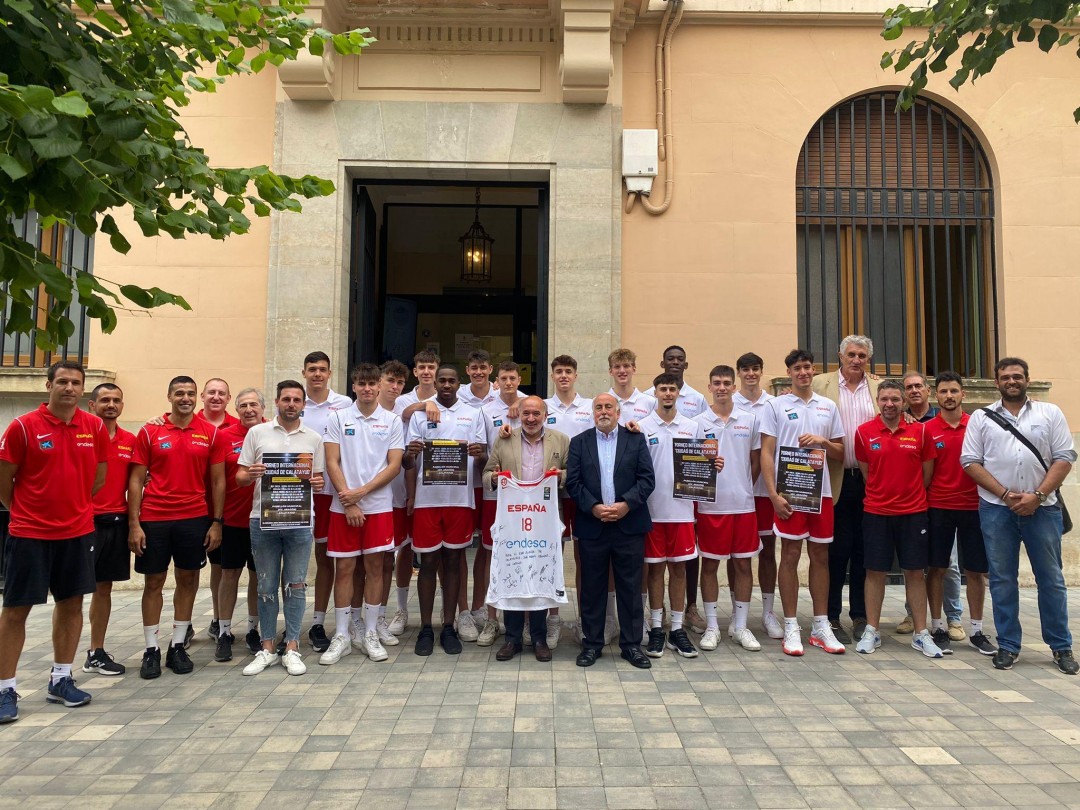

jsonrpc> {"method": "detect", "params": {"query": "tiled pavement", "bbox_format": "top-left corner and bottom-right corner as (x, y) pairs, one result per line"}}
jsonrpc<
(2, 581), (1080, 809)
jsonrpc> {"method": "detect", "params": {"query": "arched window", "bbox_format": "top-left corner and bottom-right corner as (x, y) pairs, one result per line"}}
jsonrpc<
(796, 91), (996, 377)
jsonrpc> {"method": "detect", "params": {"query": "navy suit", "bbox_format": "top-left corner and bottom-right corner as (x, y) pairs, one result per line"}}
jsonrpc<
(566, 427), (655, 651)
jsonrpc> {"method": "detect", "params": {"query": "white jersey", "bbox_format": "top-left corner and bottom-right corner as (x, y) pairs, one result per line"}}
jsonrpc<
(645, 382), (708, 419)
(458, 383), (498, 409)
(406, 400), (486, 509)
(733, 390), (775, 498)
(610, 387), (656, 426)
(695, 407), (760, 515)
(638, 411), (703, 523)
(480, 401), (522, 502)
(324, 404), (404, 516)
(391, 389), (435, 509)
(302, 389), (353, 495)
(544, 394), (594, 439)
(487, 472), (567, 611)
(759, 392), (845, 500)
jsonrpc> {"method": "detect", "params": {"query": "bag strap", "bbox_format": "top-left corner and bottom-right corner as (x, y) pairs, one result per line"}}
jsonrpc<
(980, 406), (1050, 472)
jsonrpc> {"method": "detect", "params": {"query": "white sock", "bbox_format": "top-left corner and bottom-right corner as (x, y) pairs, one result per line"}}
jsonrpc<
(50, 663), (72, 685)
(733, 601), (749, 632)
(784, 617), (800, 631)
(971, 620), (983, 634)
(379, 604), (387, 618)
(704, 601), (719, 631)
(396, 588), (409, 612)
(351, 609), (364, 633)
(762, 592), (775, 616)
(931, 618), (946, 632)
(812, 615), (829, 632)
(0, 678), (14, 691)
(335, 607), (351, 638)
(313, 610), (326, 627)
(220, 619), (232, 638)
(171, 621), (191, 647)
(247, 616), (258, 632)
(670, 610), (684, 631)
(607, 591), (617, 617)
(144, 625), (159, 649)
(365, 603), (379, 634)
(650, 608), (663, 629)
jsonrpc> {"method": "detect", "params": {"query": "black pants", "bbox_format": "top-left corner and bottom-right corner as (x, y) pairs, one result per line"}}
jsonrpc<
(579, 525), (644, 652)
(828, 469), (867, 622)
(504, 609), (547, 646)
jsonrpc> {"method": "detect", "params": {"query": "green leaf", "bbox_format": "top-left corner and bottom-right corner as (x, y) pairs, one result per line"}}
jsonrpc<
(309, 36), (324, 56)
(20, 85), (55, 109)
(119, 284), (154, 307)
(34, 261), (73, 302)
(1038, 24), (1059, 52)
(0, 155), (30, 180)
(51, 92), (92, 118)
(0, 92), (30, 118)
(28, 135), (81, 159)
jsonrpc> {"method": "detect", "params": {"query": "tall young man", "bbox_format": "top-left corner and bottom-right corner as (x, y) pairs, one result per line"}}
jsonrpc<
(733, 352), (783, 640)
(322, 363), (405, 665)
(458, 349), (497, 409)
(760, 350), (847, 657)
(84, 383), (135, 676)
(129, 376), (225, 678)
(639, 374), (700, 659)
(0, 362), (108, 723)
(696, 365), (763, 652)
(608, 348), (657, 426)
(301, 352), (353, 653)
(402, 365), (486, 656)
(854, 381), (943, 658)
(377, 361), (412, 634)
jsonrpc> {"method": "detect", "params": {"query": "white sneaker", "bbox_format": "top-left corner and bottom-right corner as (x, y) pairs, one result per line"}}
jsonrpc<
(319, 634), (352, 665)
(856, 626), (881, 654)
(472, 608), (488, 631)
(912, 629), (944, 659)
(762, 611), (784, 640)
(700, 628), (721, 651)
(783, 625), (804, 657)
(242, 649), (279, 675)
(603, 614), (619, 645)
(810, 624), (846, 654)
(546, 615), (561, 649)
(456, 610), (479, 642)
(731, 627), (762, 651)
(376, 616), (400, 647)
(280, 649), (307, 675)
(388, 609), (408, 636)
(477, 619), (499, 647)
(350, 623), (366, 650)
(363, 630), (389, 662)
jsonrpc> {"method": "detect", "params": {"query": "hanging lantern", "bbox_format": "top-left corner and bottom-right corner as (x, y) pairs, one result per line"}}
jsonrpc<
(459, 187), (494, 283)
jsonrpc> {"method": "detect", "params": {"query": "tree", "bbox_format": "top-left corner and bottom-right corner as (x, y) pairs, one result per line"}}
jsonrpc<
(0, 0), (371, 348)
(881, 1), (1080, 119)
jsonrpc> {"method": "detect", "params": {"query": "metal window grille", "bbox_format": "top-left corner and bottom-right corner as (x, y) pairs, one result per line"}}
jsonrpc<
(796, 92), (997, 377)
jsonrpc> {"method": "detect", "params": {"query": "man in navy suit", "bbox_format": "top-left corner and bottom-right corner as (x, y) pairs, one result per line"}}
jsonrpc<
(566, 393), (656, 668)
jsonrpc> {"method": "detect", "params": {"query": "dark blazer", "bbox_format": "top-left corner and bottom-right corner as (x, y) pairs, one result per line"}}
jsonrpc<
(566, 427), (655, 539)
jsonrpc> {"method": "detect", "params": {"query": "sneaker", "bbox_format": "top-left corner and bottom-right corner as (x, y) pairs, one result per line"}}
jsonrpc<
(139, 647), (162, 679)
(281, 649), (307, 675)
(456, 610), (479, 642)
(472, 608), (488, 632)
(243, 649), (279, 675)
(477, 618), (499, 647)
(245, 628), (262, 655)
(992, 648), (1018, 670)
(83, 648), (126, 676)
(684, 604), (707, 634)
(363, 630), (389, 662)
(45, 676), (91, 708)
(183, 624), (195, 649)
(214, 632), (235, 662)
(667, 628), (699, 658)
(166, 643), (194, 674)
(388, 609), (408, 636)
(810, 625), (846, 654)
(415, 625), (436, 656)
(546, 615), (561, 649)
(376, 616), (400, 647)
(440, 625), (463, 655)
(319, 634), (352, 665)
(730, 627), (761, 652)
(762, 612), (784, 640)
(969, 631), (997, 655)
(700, 628), (721, 651)
(911, 629), (944, 659)
(856, 626), (881, 654)
(931, 628), (954, 655)
(603, 613), (619, 645)
(308, 623), (330, 653)
(829, 620), (852, 645)
(645, 627), (666, 658)
(0, 687), (18, 723)
(783, 625), (804, 657)
(948, 620), (966, 641)
(896, 614), (915, 634)
(206, 619), (219, 640)
(350, 624), (366, 651)
(1053, 649), (1079, 675)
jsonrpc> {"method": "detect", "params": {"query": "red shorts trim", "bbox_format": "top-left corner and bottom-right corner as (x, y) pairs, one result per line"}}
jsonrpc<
(773, 500), (835, 544)
(697, 513), (762, 560)
(327, 511), (395, 557)
(393, 507), (411, 548)
(561, 498), (576, 539)
(754, 496), (775, 537)
(313, 494), (333, 542)
(644, 522), (697, 563)
(473, 487), (483, 531)
(412, 507), (475, 552)
(480, 498), (496, 550)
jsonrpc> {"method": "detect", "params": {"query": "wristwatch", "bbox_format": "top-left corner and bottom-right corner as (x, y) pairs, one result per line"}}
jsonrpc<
(211, 517), (224, 524)
(1035, 490), (1048, 504)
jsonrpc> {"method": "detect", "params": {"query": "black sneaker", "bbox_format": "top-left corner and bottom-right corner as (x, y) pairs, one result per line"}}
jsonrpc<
(276, 631), (287, 657)
(183, 624), (195, 650)
(992, 648), (1019, 670)
(969, 631), (997, 655)
(645, 627), (666, 658)
(829, 620), (852, 645)
(166, 643), (194, 674)
(140, 647), (162, 680)
(206, 619), (219, 640)
(1053, 649), (1079, 675)
(214, 633), (234, 662)
(245, 628), (261, 655)
(415, 625), (435, 656)
(932, 628), (953, 655)
(0, 687), (18, 723)
(666, 628), (699, 658)
(308, 624), (330, 653)
(440, 625), (462, 655)
(83, 648), (126, 676)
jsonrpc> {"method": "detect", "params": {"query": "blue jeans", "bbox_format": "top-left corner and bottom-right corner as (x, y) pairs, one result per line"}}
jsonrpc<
(944, 542), (962, 623)
(979, 502), (1072, 654)
(249, 520), (313, 644)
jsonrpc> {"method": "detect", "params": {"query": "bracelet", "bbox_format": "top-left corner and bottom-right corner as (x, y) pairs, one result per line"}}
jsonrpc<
(1002, 488), (1010, 500)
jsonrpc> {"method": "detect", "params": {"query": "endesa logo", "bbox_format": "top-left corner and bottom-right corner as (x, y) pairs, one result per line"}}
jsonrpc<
(507, 504), (547, 513)
(505, 539), (548, 549)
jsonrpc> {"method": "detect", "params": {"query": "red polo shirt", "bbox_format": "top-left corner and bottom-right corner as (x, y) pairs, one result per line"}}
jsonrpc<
(213, 421), (260, 528)
(199, 409), (239, 429)
(925, 413), (979, 511)
(0, 404), (109, 539)
(133, 415), (221, 521)
(854, 415), (935, 516)
(93, 426), (137, 516)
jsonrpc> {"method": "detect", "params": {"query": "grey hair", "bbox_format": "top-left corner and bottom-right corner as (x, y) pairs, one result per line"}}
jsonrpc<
(839, 335), (874, 357)
(901, 370), (927, 385)
(235, 387), (266, 408)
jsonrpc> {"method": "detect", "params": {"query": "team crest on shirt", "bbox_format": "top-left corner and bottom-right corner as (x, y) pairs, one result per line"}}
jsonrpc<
(547, 416), (557, 424)
(160, 441), (172, 450)
(427, 421), (438, 429)
(704, 432), (716, 439)
(935, 441), (945, 449)
(493, 419), (503, 427)
(345, 428), (355, 436)
(648, 437), (659, 445)
(543, 487), (551, 500)
(39, 439), (53, 450)
(870, 442), (881, 451)
(786, 411), (799, 420)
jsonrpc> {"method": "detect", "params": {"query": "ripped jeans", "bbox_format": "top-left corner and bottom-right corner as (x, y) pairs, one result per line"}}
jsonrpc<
(249, 519), (313, 644)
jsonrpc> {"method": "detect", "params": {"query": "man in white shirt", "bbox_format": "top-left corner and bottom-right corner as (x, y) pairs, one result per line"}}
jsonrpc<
(458, 350), (497, 409)
(377, 361), (412, 635)
(608, 348), (657, 426)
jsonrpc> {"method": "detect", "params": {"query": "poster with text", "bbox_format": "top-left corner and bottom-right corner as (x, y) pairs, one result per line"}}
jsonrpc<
(422, 439), (469, 486)
(672, 438), (718, 502)
(260, 452), (314, 529)
(776, 446), (826, 514)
